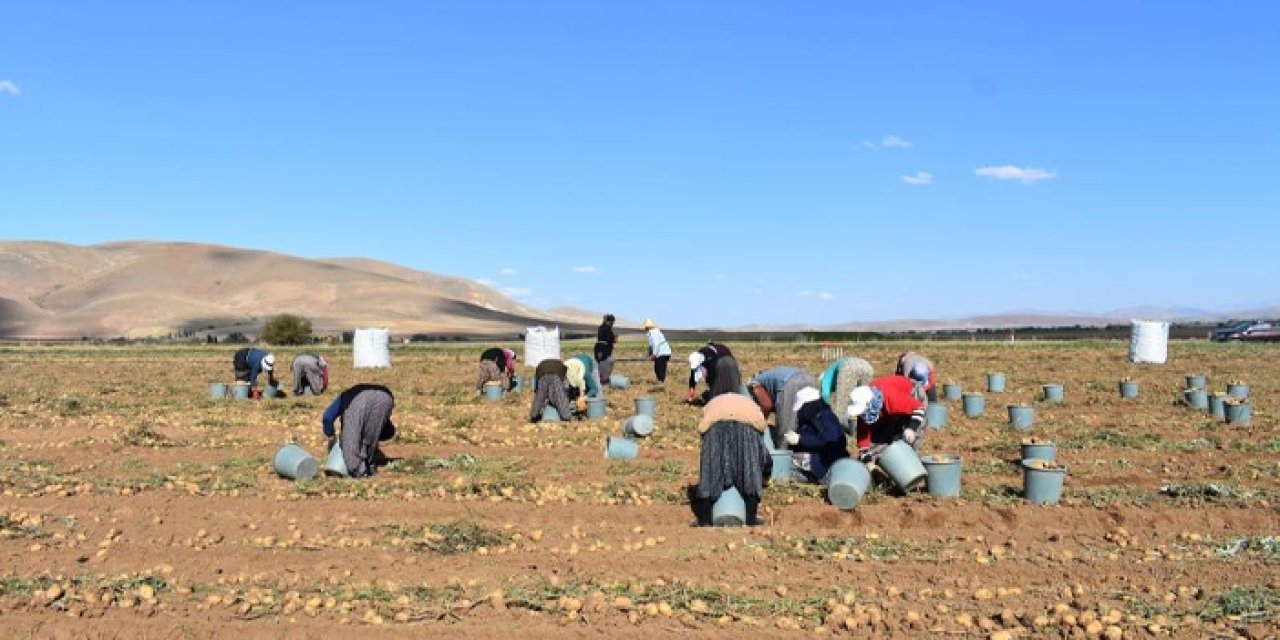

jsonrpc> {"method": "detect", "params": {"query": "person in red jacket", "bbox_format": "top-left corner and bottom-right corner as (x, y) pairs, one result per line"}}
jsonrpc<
(847, 375), (927, 461)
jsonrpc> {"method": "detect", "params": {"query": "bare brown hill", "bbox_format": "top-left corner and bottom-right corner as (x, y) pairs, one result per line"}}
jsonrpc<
(0, 241), (566, 339)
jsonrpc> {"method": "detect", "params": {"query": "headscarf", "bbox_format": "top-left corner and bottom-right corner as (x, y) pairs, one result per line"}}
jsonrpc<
(847, 385), (885, 424)
(565, 357), (587, 392)
(697, 393), (767, 434)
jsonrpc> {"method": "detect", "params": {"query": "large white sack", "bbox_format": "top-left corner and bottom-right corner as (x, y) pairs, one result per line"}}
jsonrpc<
(524, 326), (560, 368)
(1129, 320), (1169, 364)
(353, 328), (391, 368)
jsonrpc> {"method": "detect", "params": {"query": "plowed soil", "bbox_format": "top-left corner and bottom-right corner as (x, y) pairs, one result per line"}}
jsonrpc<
(1, 340), (1277, 639)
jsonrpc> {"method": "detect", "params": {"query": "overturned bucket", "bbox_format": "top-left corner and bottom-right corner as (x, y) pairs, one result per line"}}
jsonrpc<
(1042, 383), (1064, 403)
(210, 383), (228, 400)
(324, 443), (350, 477)
(962, 392), (985, 418)
(925, 403), (947, 430)
(942, 383), (962, 401)
(273, 444), (318, 481)
(711, 486), (746, 526)
(1022, 459), (1066, 505)
(1119, 380), (1139, 399)
(1008, 404), (1035, 430)
(826, 457), (873, 510)
(987, 372), (1007, 393)
(483, 382), (503, 401)
(586, 396), (607, 420)
(609, 374), (630, 390)
(634, 396), (657, 417)
(921, 454), (962, 498)
(878, 440), (928, 492)
(1020, 437), (1056, 461)
(604, 435), (639, 460)
(623, 414), (654, 438)
(232, 382), (251, 400)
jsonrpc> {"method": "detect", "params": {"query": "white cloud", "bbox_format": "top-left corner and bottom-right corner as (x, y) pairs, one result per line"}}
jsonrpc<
(880, 134), (912, 149)
(975, 165), (1057, 183)
(475, 278), (496, 287)
(499, 267), (518, 276)
(572, 265), (598, 273)
(500, 287), (532, 298)
(0, 81), (19, 96)
(860, 140), (878, 150)
(817, 292), (836, 301)
(798, 290), (836, 301)
(901, 171), (933, 186)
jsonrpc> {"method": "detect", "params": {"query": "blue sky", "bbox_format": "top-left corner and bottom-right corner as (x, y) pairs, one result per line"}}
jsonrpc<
(2, 2), (1278, 327)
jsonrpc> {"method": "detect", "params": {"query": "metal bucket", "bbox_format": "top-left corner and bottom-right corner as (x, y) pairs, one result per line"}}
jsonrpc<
(604, 435), (639, 460)
(942, 383), (962, 401)
(609, 374), (630, 390)
(1119, 380), (1139, 399)
(623, 414), (654, 438)
(542, 405), (562, 422)
(1227, 383), (1249, 399)
(232, 382), (251, 399)
(586, 397), (607, 420)
(210, 383), (228, 399)
(1008, 404), (1035, 430)
(1022, 459), (1066, 505)
(878, 440), (927, 492)
(920, 454), (962, 498)
(826, 458), (872, 510)
(962, 392), (985, 418)
(273, 444), (318, 480)
(262, 384), (281, 399)
(1224, 400), (1252, 425)
(711, 486), (746, 526)
(1184, 388), (1209, 411)
(1020, 439), (1056, 461)
(1185, 374), (1206, 391)
(324, 443), (350, 477)
(634, 396), (657, 417)
(925, 403), (947, 430)
(769, 451), (792, 483)
(987, 372), (1007, 393)
(1208, 392), (1227, 420)
(483, 383), (503, 401)
(1042, 383), (1064, 403)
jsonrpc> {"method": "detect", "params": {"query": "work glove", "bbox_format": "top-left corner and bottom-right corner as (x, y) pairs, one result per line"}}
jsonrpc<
(783, 432), (800, 446)
(858, 449), (874, 464)
(902, 428), (917, 445)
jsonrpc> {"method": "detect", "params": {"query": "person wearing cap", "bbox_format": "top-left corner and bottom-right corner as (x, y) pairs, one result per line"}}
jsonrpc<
(528, 358), (577, 423)
(477, 347), (518, 392)
(780, 386), (850, 484)
(232, 347), (278, 391)
(644, 319), (673, 383)
(894, 351), (937, 402)
(687, 342), (740, 403)
(691, 393), (773, 527)
(746, 366), (816, 450)
(594, 314), (618, 381)
(846, 375), (927, 461)
(819, 356), (876, 419)
(322, 383), (397, 478)
(291, 353), (330, 396)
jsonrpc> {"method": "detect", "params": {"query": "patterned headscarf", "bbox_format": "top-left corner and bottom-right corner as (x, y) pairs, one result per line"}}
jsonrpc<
(863, 387), (885, 424)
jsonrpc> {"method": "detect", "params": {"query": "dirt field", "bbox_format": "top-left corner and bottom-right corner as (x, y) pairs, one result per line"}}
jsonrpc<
(0, 340), (1277, 639)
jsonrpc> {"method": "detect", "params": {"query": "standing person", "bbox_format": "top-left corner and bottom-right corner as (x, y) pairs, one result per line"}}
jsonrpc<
(895, 351), (937, 402)
(529, 358), (576, 423)
(746, 366), (816, 450)
(594, 314), (618, 381)
(477, 347), (518, 392)
(291, 353), (330, 396)
(847, 375), (927, 461)
(568, 353), (603, 398)
(233, 347), (277, 390)
(691, 393), (773, 527)
(819, 357), (876, 420)
(644, 319), (672, 384)
(687, 342), (740, 403)
(781, 387), (851, 484)
(321, 384), (396, 478)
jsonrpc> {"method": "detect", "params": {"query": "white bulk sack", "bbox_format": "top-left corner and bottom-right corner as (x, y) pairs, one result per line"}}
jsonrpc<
(353, 328), (391, 368)
(1129, 320), (1169, 364)
(524, 326), (560, 368)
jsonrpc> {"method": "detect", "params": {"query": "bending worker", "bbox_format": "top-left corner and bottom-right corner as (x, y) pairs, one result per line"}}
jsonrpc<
(322, 383), (397, 478)
(895, 351), (937, 402)
(291, 353), (329, 396)
(847, 375), (927, 462)
(529, 358), (577, 423)
(746, 366), (815, 450)
(687, 342), (740, 403)
(233, 347), (277, 390)
(477, 347), (518, 392)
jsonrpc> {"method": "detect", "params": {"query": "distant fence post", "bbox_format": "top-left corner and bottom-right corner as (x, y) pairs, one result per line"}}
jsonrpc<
(820, 342), (845, 361)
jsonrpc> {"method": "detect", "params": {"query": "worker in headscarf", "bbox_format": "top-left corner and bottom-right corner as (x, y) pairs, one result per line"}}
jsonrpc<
(644, 319), (672, 383)
(529, 358), (577, 423)
(568, 353), (603, 398)
(847, 375), (927, 462)
(477, 347), (518, 392)
(291, 353), (330, 396)
(746, 366), (816, 450)
(321, 383), (396, 478)
(692, 393), (773, 527)
(819, 357), (875, 421)
(594, 314), (618, 381)
(687, 342), (740, 404)
(781, 387), (850, 484)
(233, 347), (277, 390)
(895, 351), (937, 402)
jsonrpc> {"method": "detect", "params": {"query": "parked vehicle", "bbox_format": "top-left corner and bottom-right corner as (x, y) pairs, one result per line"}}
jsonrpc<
(1211, 321), (1254, 342)
(1238, 321), (1280, 342)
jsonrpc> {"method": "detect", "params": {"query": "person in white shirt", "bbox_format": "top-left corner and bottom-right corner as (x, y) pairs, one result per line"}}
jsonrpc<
(644, 319), (672, 383)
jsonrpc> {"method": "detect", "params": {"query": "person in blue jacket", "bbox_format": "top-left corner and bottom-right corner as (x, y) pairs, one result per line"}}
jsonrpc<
(322, 384), (396, 478)
(233, 347), (277, 390)
(781, 386), (851, 484)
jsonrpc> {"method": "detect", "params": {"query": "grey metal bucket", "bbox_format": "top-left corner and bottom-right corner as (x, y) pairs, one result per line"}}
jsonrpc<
(878, 440), (927, 492)
(634, 396), (657, 417)
(1227, 383), (1249, 399)
(604, 436), (638, 460)
(1224, 400), (1252, 425)
(1184, 388), (1209, 410)
(1185, 374), (1206, 391)
(769, 451), (792, 482)
(942, 383), (962, 401)
(1208, 393), (1227, 420)
(586, 397), (607, 420)
(1020, 439), (1056, 461)
(925, 403), (947, 430)
(324, 443), (350, 477)
(711, 487), (746, 526)
(1119, 380), (1139, 399)
(232, 382), (251, 399)
(623, 414), (654, 438)
(262, 384), (281, 399)
(826, 458), (872, 510)
(542, 405), (562, 422)
(210, 383), (228, 399)
(483, 383), (503, 401)
(987, 372), (1007, 393)
(1042, 383), (1064, 403)
(1008, 404), (1035, 430)
(1022, 459), (1066, 505)
(273, 444), (318, 481)
(921, 454), (962, 498)
(609, 374), (630, 390)
(962, 393), (985, 418)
